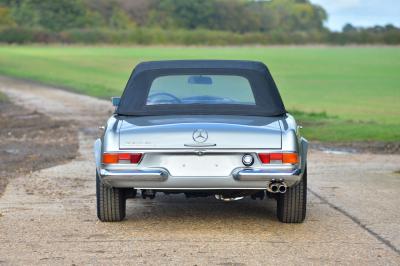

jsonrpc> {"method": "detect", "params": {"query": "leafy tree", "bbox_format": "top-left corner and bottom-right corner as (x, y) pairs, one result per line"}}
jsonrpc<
(149, 0), (216, 29)
(9, 0), (96, 31)
(109, 8), (135, 29)
(115, 0), (154, 26)
(343, 23), (357, 33)
(10, 0), (40, 28)
(0, 6), (15, 27)
(85, 0), (135, 29)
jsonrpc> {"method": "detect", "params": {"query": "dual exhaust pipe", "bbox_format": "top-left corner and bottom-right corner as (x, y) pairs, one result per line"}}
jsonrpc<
(268, 182), (287, 194)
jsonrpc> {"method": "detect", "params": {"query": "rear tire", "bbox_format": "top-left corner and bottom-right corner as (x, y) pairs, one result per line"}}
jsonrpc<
(96, 171), (126, 222)
(276, 166), (307, 223)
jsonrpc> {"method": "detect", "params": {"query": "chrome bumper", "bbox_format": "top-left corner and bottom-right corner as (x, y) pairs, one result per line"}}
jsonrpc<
(99, 166), (303, 189)
(233, 168), (302, 181)
(100, 169), (168, 181)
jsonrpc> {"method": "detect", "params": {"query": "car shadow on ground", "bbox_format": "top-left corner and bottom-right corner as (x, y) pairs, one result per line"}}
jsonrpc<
(123, 195), (279, 226)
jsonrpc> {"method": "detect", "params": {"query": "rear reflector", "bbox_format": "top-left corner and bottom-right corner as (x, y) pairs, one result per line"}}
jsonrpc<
(102, 153), (143, 164)
(258, 153), (298, 164)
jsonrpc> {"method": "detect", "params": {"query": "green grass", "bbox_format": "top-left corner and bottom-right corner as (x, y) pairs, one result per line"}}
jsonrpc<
(0, 45), (399, 142)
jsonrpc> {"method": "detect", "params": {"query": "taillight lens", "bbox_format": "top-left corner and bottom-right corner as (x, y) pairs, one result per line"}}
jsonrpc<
(102, 153), (118, 164)
(282, 153), (299, 164)
(129, 154), (143, 164)
(258, 153), (298, 164)
(258, 153), (271, 164)
(102, 153), (143, 164)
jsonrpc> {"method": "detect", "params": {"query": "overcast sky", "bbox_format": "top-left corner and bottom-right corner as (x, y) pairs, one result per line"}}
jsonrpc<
(310, 0), (400, 31)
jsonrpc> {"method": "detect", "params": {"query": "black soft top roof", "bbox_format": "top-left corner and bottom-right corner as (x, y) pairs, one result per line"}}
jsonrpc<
(117, 60), (286, 116)
(133, 60), (270, 73)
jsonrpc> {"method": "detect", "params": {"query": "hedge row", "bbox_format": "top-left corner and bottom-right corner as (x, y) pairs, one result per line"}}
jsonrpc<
(1, 27), (400, 45)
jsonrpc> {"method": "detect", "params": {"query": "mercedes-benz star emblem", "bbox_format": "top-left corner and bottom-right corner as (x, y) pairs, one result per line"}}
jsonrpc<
(192, 129), (208, 143)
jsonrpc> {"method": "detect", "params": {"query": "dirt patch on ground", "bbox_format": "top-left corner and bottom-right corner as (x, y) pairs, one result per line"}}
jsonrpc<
(0, 96), (79, 196)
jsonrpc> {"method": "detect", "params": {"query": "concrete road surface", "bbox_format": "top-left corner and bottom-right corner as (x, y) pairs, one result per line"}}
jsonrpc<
(0, 76), (399, 265)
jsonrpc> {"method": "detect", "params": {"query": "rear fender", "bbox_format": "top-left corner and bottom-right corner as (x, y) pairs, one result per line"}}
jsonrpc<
(94, 138), (102, 173)
(300, 137), (308, 173)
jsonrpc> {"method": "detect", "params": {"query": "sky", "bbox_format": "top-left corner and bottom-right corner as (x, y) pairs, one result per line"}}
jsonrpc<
(310, 0), (400, 31)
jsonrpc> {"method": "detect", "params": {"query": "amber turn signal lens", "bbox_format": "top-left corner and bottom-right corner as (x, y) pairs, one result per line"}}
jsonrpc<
(102, 153), (119, 164)
(258, 153), (299, 164)
(102, 153), (143, 164)
(282, 153), (299, 164)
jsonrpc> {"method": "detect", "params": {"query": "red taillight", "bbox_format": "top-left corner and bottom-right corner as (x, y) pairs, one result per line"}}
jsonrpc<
(102, 153), (143, 164)
(129, 153), (143, 164)
(258, 153), (271, 164)
(258, 153), (298, 164)
(270, 153), (283, 161)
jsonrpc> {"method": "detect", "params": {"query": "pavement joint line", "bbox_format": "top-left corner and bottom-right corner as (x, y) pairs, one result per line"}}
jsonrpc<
(308, 188), (400, 256)
(37, 239), (382, 244)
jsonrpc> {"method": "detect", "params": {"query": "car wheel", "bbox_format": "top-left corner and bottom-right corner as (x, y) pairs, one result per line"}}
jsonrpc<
(276, 166), (307, 223)
(96, 171), (126, 222)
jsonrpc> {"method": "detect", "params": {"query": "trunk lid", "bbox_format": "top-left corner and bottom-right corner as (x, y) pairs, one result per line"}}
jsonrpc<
(119, 115), (282, 149)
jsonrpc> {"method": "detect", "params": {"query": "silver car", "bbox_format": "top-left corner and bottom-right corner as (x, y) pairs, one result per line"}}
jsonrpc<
(94, 60), (308, 223)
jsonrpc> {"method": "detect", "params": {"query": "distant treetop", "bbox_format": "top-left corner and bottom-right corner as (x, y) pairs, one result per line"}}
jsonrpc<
(0, 0), (328, 33)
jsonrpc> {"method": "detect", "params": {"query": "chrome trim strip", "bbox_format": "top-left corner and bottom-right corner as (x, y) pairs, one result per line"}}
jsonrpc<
(100, 169), (168, 181)
(184, 143), (217, 147)
(116, 148), (288, 152)
(233, 168), (301, 181)
(135, 188), (273, 190)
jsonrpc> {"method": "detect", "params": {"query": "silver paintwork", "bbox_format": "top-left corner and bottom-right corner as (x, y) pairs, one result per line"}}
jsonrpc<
(94, 113), (308, 190)
(118, 116), (282, 149)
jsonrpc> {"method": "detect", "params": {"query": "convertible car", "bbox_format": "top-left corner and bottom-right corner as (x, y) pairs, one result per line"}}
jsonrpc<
(94, 60), (308, 223)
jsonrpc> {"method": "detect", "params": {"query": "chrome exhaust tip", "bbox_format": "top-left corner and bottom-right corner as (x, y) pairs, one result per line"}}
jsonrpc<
(278, 184), (287, 194)
(267, 183), (279, 193)
(267, 182), (287, 194)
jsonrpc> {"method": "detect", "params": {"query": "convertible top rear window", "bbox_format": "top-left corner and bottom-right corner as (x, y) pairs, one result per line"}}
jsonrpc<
(147, 75), (256, 106)
(117, 60), (286, 116)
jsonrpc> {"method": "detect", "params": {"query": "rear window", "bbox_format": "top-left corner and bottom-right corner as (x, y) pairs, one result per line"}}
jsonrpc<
(146, 75), (256, 105)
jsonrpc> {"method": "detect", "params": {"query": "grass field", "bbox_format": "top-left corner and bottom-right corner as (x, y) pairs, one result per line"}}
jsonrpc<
(0, 45), (399, 142)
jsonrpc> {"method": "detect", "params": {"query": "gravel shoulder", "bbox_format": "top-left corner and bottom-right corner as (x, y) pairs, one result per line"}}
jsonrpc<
(0, 95), (78, 196)
(0, 76), (399, 265)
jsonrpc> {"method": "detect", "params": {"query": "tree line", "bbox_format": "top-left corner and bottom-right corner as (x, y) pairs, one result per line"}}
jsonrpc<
(0, 0), (399, 44)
